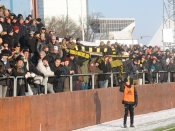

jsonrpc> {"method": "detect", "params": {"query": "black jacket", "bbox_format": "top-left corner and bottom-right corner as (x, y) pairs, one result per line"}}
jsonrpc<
(37, 22), (45, 32)
(25, 35), (37, 53)
(17, 22), (27, 38)
(48, 63), (70, 84)
(69, 59), (78, 81)
(98, 61), (111, 81)
(13, 32), (20, 45)
(2, 34), (14, 50)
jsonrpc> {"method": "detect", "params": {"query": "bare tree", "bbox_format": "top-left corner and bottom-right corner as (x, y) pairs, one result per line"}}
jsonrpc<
(44, 16), (82, 39)
(87, 12), (105, 42)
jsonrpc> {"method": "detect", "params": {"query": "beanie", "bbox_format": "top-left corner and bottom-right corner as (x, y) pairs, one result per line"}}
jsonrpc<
(36, 18), (41, 22)
(64, 57), (70, 62)
(13, 26), (19, 32)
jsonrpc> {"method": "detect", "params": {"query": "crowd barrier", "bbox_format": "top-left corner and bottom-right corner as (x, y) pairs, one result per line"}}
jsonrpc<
(2, 71), (173, 97)
(0, 83), (175, 131)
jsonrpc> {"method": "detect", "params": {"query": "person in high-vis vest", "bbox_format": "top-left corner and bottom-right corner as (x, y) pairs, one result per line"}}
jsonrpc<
(119, 76), (138, 128)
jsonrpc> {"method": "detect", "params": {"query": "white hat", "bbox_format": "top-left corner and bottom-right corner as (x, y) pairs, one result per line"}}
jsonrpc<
(166, 58), (170, 63)
(54, 46), (58, 50)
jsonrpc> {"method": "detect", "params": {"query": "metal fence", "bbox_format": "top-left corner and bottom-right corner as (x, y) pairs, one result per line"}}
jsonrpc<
(1, 71), (173, 97)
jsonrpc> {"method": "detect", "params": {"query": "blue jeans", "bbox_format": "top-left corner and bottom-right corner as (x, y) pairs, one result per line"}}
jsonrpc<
(98, 80), (108, 88)
(81, 83), (88, 90)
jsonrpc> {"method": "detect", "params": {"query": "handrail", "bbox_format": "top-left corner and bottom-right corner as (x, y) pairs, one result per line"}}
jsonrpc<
(1, 70), (174, 97)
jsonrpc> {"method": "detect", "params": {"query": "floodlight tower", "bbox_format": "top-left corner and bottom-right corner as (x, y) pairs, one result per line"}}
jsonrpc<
(163, 0), (175, 48)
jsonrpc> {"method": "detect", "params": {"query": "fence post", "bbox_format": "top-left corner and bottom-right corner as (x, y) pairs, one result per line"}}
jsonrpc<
(44, 77), (48, 94)
(13, 77), (16, 97)
(168, 72), (171, 82)
(92, 74), (95, 89)
(156, 72), (159, 83)
(70, 75), (73, 91)
(142, 72), (145, 84)
(111, 72), (113, 87)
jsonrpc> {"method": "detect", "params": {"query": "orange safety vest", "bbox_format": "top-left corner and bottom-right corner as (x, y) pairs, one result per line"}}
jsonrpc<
(122, 85), (135, 103)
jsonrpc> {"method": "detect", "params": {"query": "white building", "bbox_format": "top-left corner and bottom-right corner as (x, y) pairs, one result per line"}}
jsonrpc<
(38, 0), (88, 25)
(91, 18), (135, 40)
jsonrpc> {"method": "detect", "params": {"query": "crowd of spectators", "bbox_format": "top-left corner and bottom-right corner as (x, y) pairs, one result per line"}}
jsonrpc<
(0, 6), (175, 98)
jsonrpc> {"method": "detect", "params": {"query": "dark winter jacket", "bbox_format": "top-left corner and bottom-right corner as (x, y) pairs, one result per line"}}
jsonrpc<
(2, 34), (14, 50)
(69, 59), (78, 81)
(48, 63), (70, 84)
(16, 22), (27, 38)
(98, 61), (111, 81)
(13, 32), (20, 46)
(37, 22), (45, 32)
(24, 35), (37, 53)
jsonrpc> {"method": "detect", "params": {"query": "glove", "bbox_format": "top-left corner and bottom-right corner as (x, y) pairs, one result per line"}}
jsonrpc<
(136, 70), (139, 74)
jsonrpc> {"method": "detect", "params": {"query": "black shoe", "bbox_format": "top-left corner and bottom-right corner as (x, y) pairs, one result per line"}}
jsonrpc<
(124, 124), (127, 128)
(130, 124), (135, 127)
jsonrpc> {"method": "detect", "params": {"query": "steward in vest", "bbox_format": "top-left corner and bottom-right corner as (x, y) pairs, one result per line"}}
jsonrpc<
(119, 77), (138, 128)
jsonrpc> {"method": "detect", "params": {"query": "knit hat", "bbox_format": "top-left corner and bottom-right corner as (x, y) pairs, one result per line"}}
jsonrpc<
(51, 36), (56, 40)
(29, 30), (35, 34)
(42, 56), (49, 62)
(18, 14), (23, 18)
(16, 55), (24, 62)
(23, 48), (29, 53)
(39, 51), (46, 56)
(64, 57), (70, 62)
(36, 18), (41, 22)
(1, 49), (10, 56)
(7, 28), (13, 33)
(13, 26), (19, 32)
(13, 16), (17, 20)
(41, 27), (46, 30)
(25, 17), (29, 21)
(54, 46), (58, 50)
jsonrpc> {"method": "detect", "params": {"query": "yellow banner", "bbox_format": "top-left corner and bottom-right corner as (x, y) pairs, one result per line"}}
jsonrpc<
(69, 49), (90, 59)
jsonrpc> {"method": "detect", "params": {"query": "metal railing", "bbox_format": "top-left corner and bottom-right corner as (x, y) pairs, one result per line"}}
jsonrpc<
(1, 71), (174, 97)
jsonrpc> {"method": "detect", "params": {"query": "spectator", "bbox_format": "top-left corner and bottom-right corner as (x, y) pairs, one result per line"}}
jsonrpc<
(12, 55), (29, 96)
(2, 27), (14, 50)
(37, 55), (55, 93)
(28, 19), (38, 32)
(37, 33), (46, 54)
(64, 57), (71, 92)
(49, 58), (73, 92)
(48, 36), (60, 52)
(23, 49), (45, 94)
(17, 17), (27, 48)
(69, 54), (78, 90)
(96, 56), (111, 88)
(13, 26), (20, 46)
(36, 18), (44, 32)
(0, 50), (12, 97)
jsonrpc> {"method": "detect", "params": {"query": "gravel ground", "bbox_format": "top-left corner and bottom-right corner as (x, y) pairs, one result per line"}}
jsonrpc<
(73, 108), (175, 131)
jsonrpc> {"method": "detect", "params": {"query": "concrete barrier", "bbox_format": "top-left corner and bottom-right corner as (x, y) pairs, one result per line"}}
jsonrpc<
(0, 83), (175, 131)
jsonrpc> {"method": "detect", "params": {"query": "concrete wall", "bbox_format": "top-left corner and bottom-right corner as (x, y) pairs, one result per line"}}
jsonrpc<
(0, 83), (175, 131)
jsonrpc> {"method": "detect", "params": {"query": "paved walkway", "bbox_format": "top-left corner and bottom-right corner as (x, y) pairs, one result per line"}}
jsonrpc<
(74, 108), (175, 131)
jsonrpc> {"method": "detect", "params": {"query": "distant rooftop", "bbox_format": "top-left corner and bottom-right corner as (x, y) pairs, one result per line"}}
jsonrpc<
(97, 18), (135, 20)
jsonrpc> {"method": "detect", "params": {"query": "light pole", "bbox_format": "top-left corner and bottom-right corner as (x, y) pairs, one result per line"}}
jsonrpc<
(80, 0), (85, 41)
(66, 0), (69, 36)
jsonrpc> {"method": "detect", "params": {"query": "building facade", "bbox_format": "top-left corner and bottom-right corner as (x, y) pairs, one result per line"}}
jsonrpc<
(91, 18), (135, 40)
(38, 0), (88, 25)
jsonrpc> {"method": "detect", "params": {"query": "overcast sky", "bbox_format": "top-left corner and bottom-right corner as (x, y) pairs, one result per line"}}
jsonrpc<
(88, 0), (163, 45)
